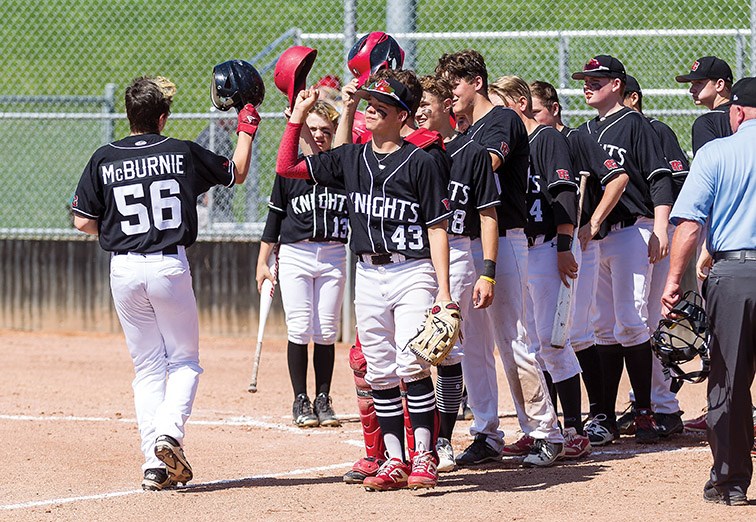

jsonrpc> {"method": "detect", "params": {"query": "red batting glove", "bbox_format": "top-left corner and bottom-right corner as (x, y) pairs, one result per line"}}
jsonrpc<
(237, 103), (260, 137)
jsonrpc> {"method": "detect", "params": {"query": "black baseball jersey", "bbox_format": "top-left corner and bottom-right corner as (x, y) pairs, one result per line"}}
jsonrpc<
(525, 125), (578, 238)
(561, 126), (626, 227)
(580, 107), (674, 224)
(262, 176), (349, 244)
(466, 106), (530, 234)
(445, 134), (501, 238)
(649, 118), (690, 199)
(305, 142), (452, 258)
(692, 102), (732, 156)
(72, 133), (234, 253)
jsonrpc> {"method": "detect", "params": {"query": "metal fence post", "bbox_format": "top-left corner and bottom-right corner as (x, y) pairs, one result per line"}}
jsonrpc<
(386, 0), (417, 69)
(102, 83), (116, 144)
(344, 0), (357, 82)
(736, 32), (745, 80)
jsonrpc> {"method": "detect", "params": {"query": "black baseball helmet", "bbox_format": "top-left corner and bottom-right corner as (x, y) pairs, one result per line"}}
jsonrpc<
(211, 59), (265, 111)
(652, 291), (710, 391)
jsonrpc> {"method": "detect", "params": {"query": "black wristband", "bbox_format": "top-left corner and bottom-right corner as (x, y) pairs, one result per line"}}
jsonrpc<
(556, 233), (572, 252)
(482, 259), (496, 279)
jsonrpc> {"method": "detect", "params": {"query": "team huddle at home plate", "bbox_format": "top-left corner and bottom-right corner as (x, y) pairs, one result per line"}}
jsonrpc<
(71, 30), (756, 500)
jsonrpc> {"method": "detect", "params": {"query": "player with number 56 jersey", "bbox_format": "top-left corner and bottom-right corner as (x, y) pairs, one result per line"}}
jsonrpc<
(71, 75), (260, 491)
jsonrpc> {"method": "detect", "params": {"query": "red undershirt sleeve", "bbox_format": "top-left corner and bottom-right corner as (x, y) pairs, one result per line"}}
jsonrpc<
(275, 122), (310, 179)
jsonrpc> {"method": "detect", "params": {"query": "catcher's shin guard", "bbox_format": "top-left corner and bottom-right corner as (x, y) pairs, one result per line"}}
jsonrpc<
(349, 339), (386, 462)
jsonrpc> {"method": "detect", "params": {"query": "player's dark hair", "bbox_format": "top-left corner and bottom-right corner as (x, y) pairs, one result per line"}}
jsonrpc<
(419, 75), (453, 102)
(623, 90), (643, 113)
(370, 68), (423, 116)
(530, 80), (562, 116)
(435, 50), (489, 92)
(125, 77), (173, 134)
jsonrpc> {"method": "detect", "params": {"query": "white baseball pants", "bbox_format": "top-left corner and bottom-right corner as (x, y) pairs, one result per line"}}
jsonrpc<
(110, 247), (202, 471)
(355, 258), (436, 390)
(462, 232), (562, 450)
(526, 240), (582, 383)
(277, 241), (347, 345)
(594, 218), (655, 347)
(570, 239), (600, 353)
(442, 235), (476, 366)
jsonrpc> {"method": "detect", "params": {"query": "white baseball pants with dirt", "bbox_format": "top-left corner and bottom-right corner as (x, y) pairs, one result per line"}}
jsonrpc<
(109, 247), (201, 471)
(441, 235), (476, 366)
(277, 241), (347, 345)
(355, 257), (436, 390)
(462, 232), (563, 452)
(526, 239), (582, 383)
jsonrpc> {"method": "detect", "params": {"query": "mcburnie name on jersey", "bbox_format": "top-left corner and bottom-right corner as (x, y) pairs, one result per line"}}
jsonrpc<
(350, 192), (420, 222)
(101, 153), (187, 185)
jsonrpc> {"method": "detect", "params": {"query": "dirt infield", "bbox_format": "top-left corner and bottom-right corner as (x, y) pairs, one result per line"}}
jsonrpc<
(1, 329), (753, 521)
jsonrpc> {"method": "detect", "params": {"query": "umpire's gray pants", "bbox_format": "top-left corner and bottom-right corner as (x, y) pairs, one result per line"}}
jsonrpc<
(706, 258), (756, 495)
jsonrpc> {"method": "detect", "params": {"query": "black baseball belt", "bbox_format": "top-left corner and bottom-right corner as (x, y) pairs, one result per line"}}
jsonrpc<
(713, 249), (756, 263)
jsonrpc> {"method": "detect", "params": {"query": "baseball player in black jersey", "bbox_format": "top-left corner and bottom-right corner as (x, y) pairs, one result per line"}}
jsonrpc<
(71, 76), (260, 490)
(529, 80), (629, 438)
(675, 56), (734, 156)
(416, 74), (501, 471)
(258, 101), (348, 429)
(675, 56), (735, 288)
(573, 55), (675, 445)
(276, 78), (452, 492)
(622, 75), (690, 436)
(489, 76), (588, 463)
(436, 50), (564, 466)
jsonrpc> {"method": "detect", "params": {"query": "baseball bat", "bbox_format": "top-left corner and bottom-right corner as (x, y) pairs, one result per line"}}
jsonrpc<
(551, 171), (590, 348)
(248, 251), (278, 393)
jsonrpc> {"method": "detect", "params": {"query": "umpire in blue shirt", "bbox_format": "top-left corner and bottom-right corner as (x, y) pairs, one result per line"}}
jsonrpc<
(662, 77), (756, 506)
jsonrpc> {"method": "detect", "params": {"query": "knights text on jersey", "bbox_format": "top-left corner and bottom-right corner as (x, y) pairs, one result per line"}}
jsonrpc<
(561, 126), (625, 227)
(466, 105), (529, 233)
(266, 176), (349, 244)
(580, 107), (673, 223)
(692, 102), (732, 155)
(72, 133), (234, 252)
(525, 125), (578, 238)
(305, 142), (452, 258)
(445, 134), (501, 238)
(649, 118), (690, 199)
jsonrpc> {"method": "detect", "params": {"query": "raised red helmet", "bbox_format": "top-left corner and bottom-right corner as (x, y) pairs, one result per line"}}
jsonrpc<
(274, 46), (318, 109)
(347, 32), (404, 87)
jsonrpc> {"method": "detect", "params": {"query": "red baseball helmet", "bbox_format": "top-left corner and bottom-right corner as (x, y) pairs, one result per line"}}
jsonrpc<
(347, 32), (404, 87)
(274, 46), (318, 109)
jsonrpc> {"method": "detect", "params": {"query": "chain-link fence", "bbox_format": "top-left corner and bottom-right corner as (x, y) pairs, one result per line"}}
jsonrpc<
(1, 0), (753, 238)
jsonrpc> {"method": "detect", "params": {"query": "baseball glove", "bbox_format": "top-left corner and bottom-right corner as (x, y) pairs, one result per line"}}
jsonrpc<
(407, 301), (462, 366)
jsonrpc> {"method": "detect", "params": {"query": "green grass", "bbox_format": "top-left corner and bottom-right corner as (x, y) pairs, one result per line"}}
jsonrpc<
(0, 1), (750, 228)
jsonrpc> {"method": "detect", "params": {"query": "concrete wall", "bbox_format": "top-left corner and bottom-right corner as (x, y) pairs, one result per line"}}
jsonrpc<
(0, 238), (288, 337)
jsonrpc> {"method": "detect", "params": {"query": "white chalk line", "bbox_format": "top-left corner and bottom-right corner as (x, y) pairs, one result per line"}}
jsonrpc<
(0, 462), (353, 512)
(0, 413), (344, 435)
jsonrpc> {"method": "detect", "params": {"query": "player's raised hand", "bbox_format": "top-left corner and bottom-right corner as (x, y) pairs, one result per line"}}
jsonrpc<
(557, 251), (579, 287)
(237, 103), (261, 137)
(342, 78), (360, 112)
(290, 88), (319, 124)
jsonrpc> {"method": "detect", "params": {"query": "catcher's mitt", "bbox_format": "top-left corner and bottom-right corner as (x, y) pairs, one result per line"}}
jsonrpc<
(407, 301), (462, 365)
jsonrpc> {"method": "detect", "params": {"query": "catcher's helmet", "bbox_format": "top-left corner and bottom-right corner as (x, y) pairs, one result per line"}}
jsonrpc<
(211, 59), (265, 111)
(274, 46), (318, 109)
(652, 291), (710, 390)
(347, 32), (405, 86)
